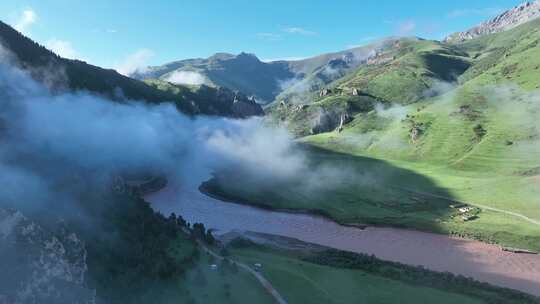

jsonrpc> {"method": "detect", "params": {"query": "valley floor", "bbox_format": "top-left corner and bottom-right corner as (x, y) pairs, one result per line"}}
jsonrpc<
(203, 144), (540, 252)
(223, 233), (539, 304)
(147, 175), (540, 297)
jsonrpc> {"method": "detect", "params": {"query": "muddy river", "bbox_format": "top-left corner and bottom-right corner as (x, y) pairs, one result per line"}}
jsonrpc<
(146, 180), (540, 296)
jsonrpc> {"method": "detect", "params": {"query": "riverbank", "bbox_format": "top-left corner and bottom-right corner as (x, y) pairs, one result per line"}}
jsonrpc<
(146, 182), (540, 296)
(224, 232), (539, 304)
(200, 176), (540, 252)
(200, 181), (366, 230)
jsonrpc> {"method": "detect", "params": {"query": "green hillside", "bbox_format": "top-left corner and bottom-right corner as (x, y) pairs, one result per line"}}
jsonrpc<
(207, 18), (540, 251)
(229, 241), (538, 304)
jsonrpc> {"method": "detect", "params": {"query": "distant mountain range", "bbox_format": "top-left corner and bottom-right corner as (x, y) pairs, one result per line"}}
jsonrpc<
(136, 52), (294, 102)
(138, 1), (540, 109)
(0, 21), (263, 118)
(136, 40), (398, 104)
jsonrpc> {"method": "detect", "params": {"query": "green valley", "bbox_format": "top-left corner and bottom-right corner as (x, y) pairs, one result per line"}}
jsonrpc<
(2, 1), (540, 303)
(205, 15), (540, 252)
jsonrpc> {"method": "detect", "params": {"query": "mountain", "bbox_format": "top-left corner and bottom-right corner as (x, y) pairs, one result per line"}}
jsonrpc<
(137, 42), (398, 104)
(445, 1), (540, 42)
(144, 79), (264, 117)
(0, 21), (262, 118)
(140, 2), (540, 108)
(138, 52), (295, 102)
(269, 37), (471, 135)
(204, 2), (540, 258)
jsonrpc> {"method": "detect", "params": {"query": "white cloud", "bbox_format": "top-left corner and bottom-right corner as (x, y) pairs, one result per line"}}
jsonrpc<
(166, 71), (206, 85)
(115, 49), (154, 76)
(448, 7), (503, 18)
(397, 20), (416, 36)
(283, 27), (317, 36)
(256, 33), (282, 41)
(45, 39), (79, 60)
(375, 103), (410, 120)
(261, 56), (309, 62)
(14, 9), (37, 34)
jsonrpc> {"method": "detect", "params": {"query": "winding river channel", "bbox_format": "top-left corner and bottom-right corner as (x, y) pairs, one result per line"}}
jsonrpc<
(146, 179), (540, 296)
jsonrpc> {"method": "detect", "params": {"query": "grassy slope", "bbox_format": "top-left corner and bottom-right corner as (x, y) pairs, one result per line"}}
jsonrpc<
(269, 38), (471, 136)
(230, 244), (538, 304)
(170, 253), (274, 304)
(208, 20), (540, 251)
(338, 39), (470, 104)
(302, 19), (540, 249)
(107, 246), (275, 304)
(234, 250), (481, 304)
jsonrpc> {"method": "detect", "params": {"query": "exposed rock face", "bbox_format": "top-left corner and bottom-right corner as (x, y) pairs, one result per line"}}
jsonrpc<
(319, 88), (332, 97)
(366, 53), (395, 65)
(231, 94), (265, 117)
(191, 85), (264, 118)
(0, 209), (95, 304)
(410, 127), (422, 143)
(327, 58), (349, 69)
(342, 52), (355, 64)
(310, 109), (351, 135)
(445, 1), (540, 42)
(337, 113), (352, 132)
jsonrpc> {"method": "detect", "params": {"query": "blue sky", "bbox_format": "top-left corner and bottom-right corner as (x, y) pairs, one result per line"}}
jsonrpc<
(1, 0), (524, 73)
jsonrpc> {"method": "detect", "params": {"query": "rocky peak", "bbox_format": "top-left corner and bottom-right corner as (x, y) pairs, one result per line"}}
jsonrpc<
(208, 52), (236, 61)
(234, 52), (261, 63)
(445, 1), (540, 42)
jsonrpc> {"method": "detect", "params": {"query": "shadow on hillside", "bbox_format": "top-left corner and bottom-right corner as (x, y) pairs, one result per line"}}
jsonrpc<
(202, 144), (459, 232)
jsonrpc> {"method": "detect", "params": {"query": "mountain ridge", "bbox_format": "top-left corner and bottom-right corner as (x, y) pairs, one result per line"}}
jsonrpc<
(141, 1), (540, 106)
(0, 21), (263, 118)
(445, 0), (540, 42)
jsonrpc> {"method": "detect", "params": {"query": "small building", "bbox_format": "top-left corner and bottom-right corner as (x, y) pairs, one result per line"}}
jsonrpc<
(210, 264), (218, 270)
(254, 263), (262, 271)
(458, 207), (473, 213)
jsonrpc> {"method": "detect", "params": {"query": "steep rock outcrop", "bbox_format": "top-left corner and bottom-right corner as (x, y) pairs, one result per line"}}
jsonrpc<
(445, 1), (540, 42)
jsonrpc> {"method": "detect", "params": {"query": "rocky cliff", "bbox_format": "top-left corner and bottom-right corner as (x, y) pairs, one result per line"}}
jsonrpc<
(445, 1), (540, 42)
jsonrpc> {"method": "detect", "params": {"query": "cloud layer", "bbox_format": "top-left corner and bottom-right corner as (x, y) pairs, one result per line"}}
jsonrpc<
(166, 70), (207, 85)
(115, 49), (154, 76)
